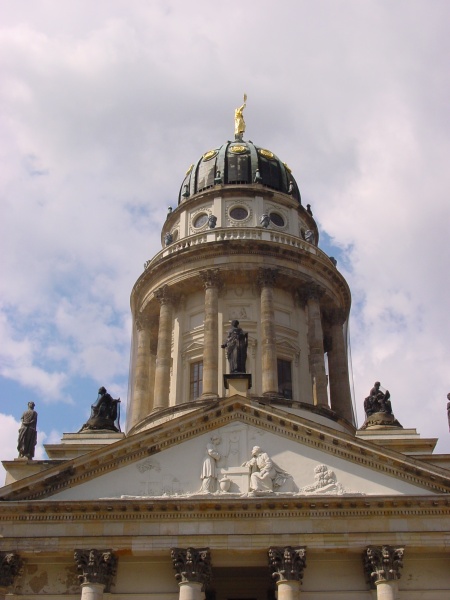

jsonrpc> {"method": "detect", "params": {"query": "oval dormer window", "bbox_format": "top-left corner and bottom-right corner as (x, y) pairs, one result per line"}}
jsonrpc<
(193, 213), (208, 228)
(270, 213), (285, 227)
(229, 206), (248, 221)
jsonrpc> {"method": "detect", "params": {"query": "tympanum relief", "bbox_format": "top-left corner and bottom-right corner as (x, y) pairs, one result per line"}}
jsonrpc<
(115, 425), (364, 499)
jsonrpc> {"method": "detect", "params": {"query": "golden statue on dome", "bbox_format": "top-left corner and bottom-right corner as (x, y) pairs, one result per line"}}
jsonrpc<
(234, 93), (247, 140)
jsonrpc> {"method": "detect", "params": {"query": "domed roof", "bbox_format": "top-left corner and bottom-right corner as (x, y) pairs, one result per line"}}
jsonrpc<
(178, 139), (301, 205)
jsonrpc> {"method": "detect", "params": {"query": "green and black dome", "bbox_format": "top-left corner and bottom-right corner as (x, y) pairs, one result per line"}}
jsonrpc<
(178, 139), (301, 205)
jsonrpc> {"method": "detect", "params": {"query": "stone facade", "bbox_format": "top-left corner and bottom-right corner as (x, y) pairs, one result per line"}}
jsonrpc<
(1, 121), (450, 599)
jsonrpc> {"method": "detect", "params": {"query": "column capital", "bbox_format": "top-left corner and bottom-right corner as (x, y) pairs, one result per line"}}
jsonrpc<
(268, 546), (307, 583)
(74, 549), (118, 592)
(199, 268), (223, 289)
(325, 307), (347, 326)
(297, 282), (325, 305)
(135, 312), (156, 331)
(363, 546), (404, 586)
(257, 267), (278, 288)
(0, 552), (22, 589)
(155, 285), (174, 305)
(171, 547), (212, 588)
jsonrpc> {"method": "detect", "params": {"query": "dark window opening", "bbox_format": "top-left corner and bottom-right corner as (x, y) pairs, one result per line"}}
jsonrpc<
(227, 154), (251, 184)
(269, 212), (285, 227)
(277, 359), (292, 399)
(259, 157), (282, 190)
(190, 361), (203, 400)
(229, 206), (249, 220)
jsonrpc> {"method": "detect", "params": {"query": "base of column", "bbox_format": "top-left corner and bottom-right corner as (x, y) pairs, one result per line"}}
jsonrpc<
(224, 373), (252, 397)
(200, 393), (219, 401)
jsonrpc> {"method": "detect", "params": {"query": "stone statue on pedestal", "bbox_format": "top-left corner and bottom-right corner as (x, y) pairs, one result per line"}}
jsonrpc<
(360, 381), (402, 430)
(17, 402), (38, 459)
(79, 387), (121, 432)
(221, 320), (248, 373)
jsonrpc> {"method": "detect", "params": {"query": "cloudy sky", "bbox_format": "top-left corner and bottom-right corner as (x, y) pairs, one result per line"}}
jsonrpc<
(1, 0), (449, 480)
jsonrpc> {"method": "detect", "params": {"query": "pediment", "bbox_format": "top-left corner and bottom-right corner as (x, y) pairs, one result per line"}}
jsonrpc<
(2, 397), (450, 502)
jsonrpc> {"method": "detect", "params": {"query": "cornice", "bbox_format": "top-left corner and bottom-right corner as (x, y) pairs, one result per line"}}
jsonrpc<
(132, 239), (351, 315)
(1, 398), (450, 502)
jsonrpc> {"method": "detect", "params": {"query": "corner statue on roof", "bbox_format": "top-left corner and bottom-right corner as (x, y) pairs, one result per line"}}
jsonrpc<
(79, 386), (121, 433)
(221, 320), (248, 373)
(360, 381), (402, 430)
(17, 402), (38, 459)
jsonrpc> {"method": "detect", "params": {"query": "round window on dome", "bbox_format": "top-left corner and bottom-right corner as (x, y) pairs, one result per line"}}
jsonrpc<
(229, 207), (249, 221)
(270, 213), (285, 227)
(193, 213), (208, 228)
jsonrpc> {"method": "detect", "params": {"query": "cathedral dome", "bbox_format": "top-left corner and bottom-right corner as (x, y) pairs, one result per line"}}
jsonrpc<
(178, 139), (301, 204)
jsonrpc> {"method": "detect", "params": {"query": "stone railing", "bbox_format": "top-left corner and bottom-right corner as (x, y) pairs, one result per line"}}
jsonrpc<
(144, 228), (333, 272)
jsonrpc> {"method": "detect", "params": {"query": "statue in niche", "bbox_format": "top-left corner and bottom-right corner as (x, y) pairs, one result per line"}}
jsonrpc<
(234, 93), (247, 140)
(208, 215), (217, 229)
(200, 435), (222, 493)
(364, 381), (392, 417)
(79, 387), (121, 432)
(242, 446), (291, 495)
(221, 320), (248, 373)
(17, 401), (38, 459)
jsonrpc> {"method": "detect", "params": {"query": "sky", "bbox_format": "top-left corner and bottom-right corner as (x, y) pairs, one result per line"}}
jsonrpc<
(1, 0), (449, 482)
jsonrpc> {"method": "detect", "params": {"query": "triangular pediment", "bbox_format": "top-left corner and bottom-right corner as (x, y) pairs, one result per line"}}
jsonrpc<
(2, 396), (450, 502)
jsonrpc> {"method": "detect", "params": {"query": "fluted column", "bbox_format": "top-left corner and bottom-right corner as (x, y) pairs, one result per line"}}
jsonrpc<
(154, 286), (174, 411)
(300, 284), (328, 407)
(327, 308), (354, 423)
(363, 546), (404, 600)
(258, 268), (278, 396)
(129, 313), (155, 429)
(74, 549), (117, 600)
(0, 552), (22, 598)
(171, 547), (211, 600)
(200, 269), (222, 399)
(269, 546), (307, 600)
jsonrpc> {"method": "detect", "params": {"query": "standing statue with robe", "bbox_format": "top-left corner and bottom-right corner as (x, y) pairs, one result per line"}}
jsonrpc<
(17, 402), (38, 459)
(221, 320), (248, 373)
(234, 94), (247, 140)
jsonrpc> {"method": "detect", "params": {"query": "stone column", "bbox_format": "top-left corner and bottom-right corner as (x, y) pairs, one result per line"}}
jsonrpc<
(299, 284), (328, 407)
(200, 269), (222, 399)
(0, 552), (22, 598)
(363, 546), (404, 600)
(129, 313), (155, 429)
(171, 547), (211, 600)
(326, 308), (354, 424)
(258, 268), (279, 396)
(268, 546), (307, 600)
(74, 549), (118, 600)
(154, 286), (174, 411)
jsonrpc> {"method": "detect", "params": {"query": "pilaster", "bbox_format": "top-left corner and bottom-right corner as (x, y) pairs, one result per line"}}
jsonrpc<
(326, 307), (354, 424)
(298, 283), (328, 407)
(258, 268), (279, 396)
(200, 269), (222, 399)
(130, 312), (156, 427)
(154, 285), (175, 411)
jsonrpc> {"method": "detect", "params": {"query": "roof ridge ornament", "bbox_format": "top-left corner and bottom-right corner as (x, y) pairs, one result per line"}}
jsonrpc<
(234, 93), (247, 140)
